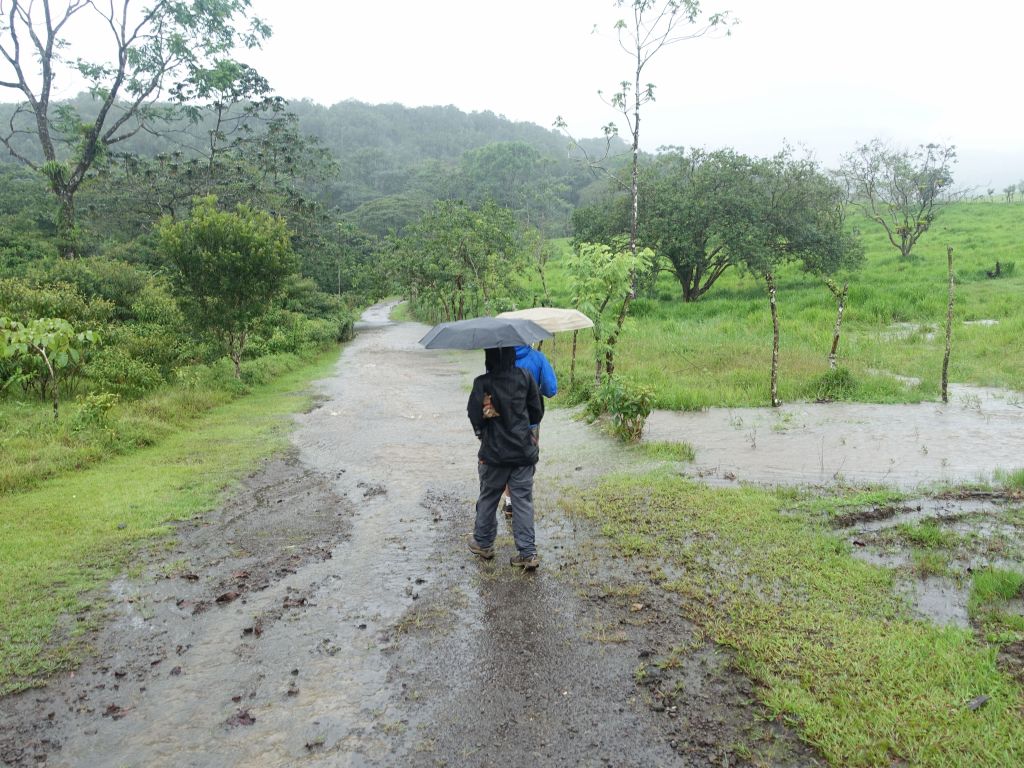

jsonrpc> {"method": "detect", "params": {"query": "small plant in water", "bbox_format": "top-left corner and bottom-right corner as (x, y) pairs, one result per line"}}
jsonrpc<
(959, 393), (982, 412)
(584, 376), (653, 443)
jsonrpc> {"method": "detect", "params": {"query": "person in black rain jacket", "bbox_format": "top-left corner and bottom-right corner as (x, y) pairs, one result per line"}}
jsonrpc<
(466, 346), (543, 569)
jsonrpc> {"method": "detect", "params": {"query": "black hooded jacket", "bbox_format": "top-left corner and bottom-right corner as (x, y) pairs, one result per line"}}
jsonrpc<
(467, 348), (543, 466)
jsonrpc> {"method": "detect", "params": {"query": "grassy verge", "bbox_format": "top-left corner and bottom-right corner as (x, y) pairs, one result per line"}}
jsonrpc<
(0, 353), (318, 496)
(567, 473), (1024, 766)
(0, 349), (338, 694)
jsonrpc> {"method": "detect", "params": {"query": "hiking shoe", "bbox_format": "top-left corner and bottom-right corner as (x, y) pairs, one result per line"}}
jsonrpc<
(468, 538), (495, 560)
(510, 553), (540, 570)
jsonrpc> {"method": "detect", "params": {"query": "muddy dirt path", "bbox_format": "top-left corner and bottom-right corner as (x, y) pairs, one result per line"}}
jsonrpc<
(1, 303), (820, 768)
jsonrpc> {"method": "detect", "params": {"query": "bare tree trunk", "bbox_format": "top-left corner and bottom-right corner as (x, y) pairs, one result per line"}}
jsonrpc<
(767, 272), (781, 408)
(941, 245), (955, 404)
(570, 329), (578, 388)
(56, 187), (77, 259)
(826, 279), (849, 370)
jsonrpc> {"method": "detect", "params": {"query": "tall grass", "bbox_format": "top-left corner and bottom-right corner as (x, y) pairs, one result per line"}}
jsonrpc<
(536, 203), (1024, 409)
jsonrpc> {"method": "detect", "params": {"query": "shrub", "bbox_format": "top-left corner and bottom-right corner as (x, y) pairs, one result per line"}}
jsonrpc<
(808, 366), (858, 402)
(337, 309), (355, 342)
(0, 278), (114, 325)
(585, 376), (653, 443)
(88, 347), (164, 399)
(31, 257), (150, 321)
(104, 322), (187, 379)
(72, 392), (120, 431)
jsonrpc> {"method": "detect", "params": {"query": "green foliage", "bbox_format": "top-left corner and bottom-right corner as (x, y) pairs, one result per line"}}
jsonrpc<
(993, 467), (1024, 491)
(158, 196), (297, 376)
(0, 0), (271, 255)
(0, 277), (114, 325)
(88, 347), (164, 399)
(391, 200), (528, 322)
(565, 240), (652, 381)
(29, 257), (150, 321)
(451, 142), (571, 235)
(584, 376), (653, 443)
(0, 317), (100, 417)
(807, 366), (858, 401)
(71, 392), (120, 431)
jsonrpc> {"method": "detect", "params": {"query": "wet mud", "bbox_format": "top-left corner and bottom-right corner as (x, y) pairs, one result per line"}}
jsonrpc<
(1, 302), (824, 767)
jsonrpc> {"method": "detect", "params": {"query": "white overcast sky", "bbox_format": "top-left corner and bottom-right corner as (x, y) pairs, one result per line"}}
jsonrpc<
(239, 0), (1021, 188)
(12, 0), (1021, 188)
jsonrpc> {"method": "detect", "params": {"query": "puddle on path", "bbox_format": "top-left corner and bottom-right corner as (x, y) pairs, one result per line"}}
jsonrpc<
(645, 384), (1024, 489)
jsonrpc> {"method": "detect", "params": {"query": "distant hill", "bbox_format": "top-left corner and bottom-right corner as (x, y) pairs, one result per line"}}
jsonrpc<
(0, 95), (626, 235)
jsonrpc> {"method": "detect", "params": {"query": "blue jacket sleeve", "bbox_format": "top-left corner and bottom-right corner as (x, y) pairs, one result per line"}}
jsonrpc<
(537, 352), (558, 398)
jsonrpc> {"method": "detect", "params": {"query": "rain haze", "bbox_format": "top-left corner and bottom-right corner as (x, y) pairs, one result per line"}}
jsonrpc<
(237, 0), (1023, 189)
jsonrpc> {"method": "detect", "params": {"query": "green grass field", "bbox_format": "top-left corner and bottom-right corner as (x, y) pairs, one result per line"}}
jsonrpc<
(0, 350), (338, 694)
(539, 202), (1024, 409)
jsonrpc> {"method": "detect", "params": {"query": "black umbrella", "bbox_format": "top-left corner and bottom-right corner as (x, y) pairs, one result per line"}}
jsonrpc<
(418, 316), (552, 349)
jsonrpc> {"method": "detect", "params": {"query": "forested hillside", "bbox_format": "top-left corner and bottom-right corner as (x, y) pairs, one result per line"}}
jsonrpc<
(0, 95), (620, 237)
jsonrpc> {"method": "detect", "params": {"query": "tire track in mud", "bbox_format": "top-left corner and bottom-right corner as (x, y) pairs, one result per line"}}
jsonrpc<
(1, 304), (821, 767)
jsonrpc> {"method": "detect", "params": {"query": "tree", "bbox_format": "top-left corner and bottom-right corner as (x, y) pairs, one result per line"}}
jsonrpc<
(733, 151), (861, 407)
(557, 0), (732, 376)
(565, 238), (652, 384)
(449, 142), (571, 235)
(0, 0), (270, 257)
(0, 316), (98, 419)
(1003, 184), (1016, 204)
(391, 201), (527, 322)
(158, 196), (295, 378)
(626, 147), (758, 301)
(838, 140), (957, 260)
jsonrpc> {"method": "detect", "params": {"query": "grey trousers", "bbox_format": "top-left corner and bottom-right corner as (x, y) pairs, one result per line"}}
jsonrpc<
(473, 463), (536, 557)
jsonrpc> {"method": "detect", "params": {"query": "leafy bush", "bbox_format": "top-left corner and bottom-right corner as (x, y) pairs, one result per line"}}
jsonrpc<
(88, 347), (164, 399)
(337, 309), (355, 342)
(30, 257), (150, 320)
(0, 278), (114, 325)
(809, 366), (858, 402)
(584, 376), (653, 443)
(72, 392), (120, 431)
(104, 322), (187, 379)
(561, 377), (594, 407)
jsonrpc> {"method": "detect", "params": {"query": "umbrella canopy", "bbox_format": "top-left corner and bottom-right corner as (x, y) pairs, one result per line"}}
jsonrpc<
(497, 307), (594, 333)
(418, 316), (553, 350)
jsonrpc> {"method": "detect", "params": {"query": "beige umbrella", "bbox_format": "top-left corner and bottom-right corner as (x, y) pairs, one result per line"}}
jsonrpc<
(497, 307), (593, 333)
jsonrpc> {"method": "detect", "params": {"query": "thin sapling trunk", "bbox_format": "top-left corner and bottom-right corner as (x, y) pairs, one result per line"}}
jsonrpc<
(941, 245), (955, 403)
(767, 272), (781, 407)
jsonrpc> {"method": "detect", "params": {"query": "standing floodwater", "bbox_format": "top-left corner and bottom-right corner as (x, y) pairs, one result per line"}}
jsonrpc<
(645, 384), (1024, 488)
